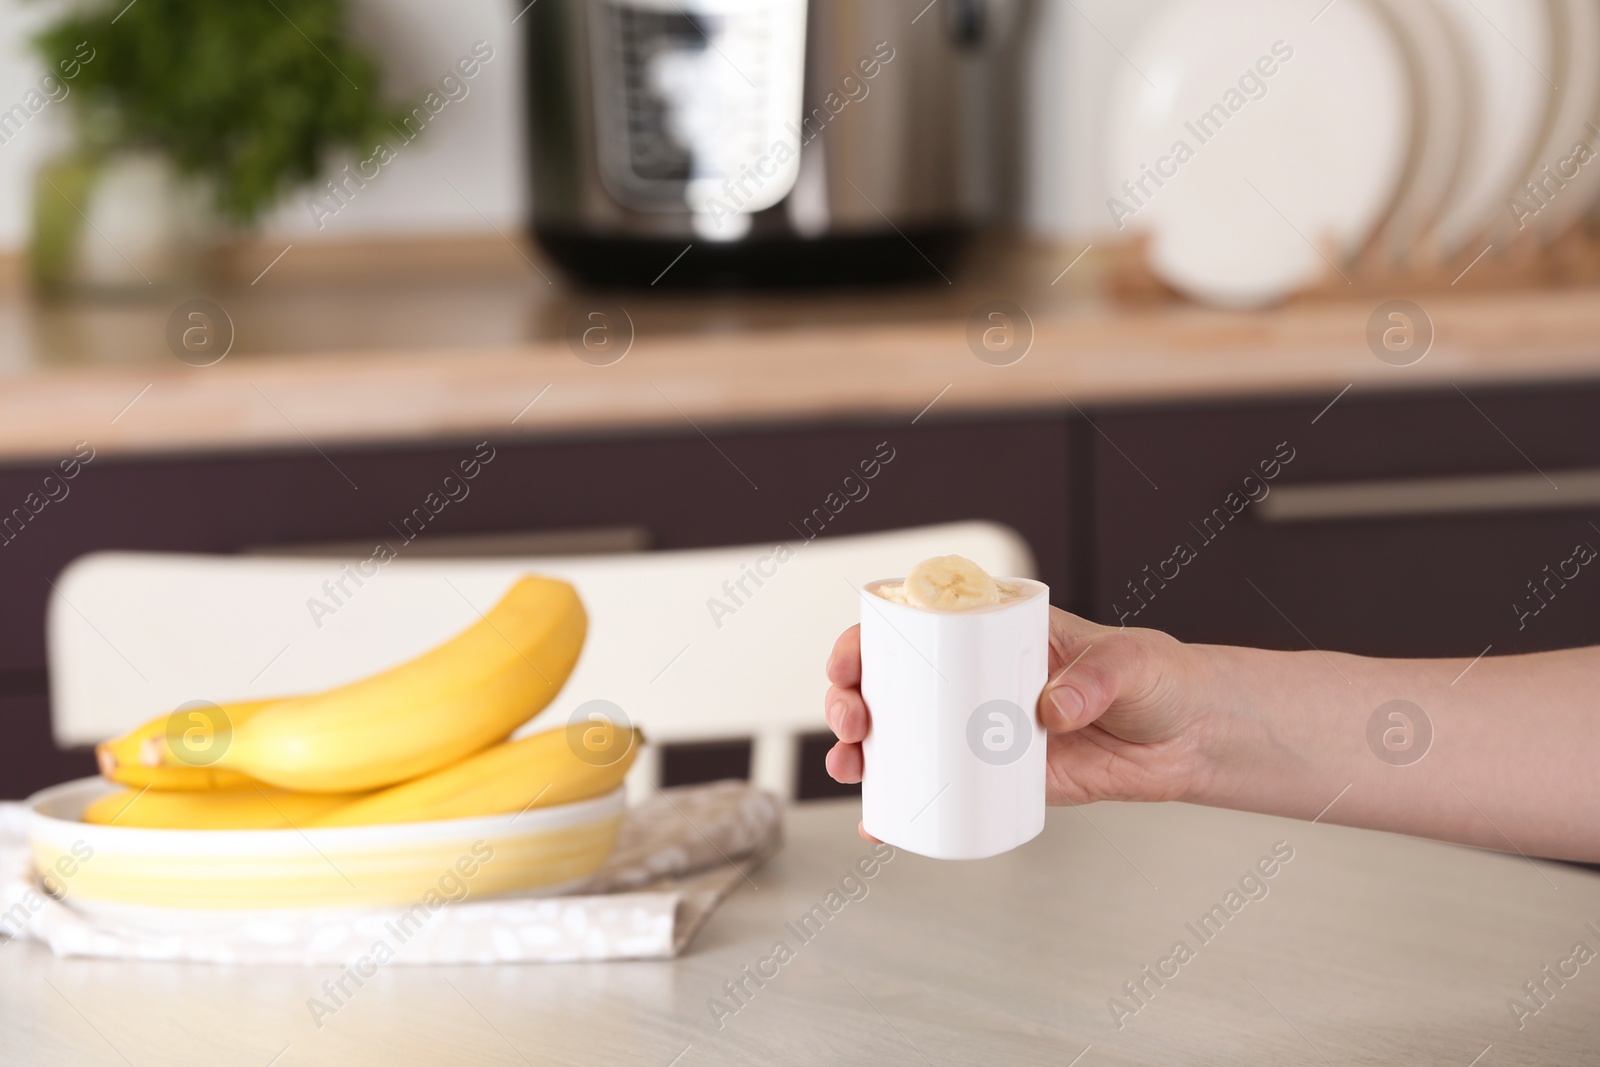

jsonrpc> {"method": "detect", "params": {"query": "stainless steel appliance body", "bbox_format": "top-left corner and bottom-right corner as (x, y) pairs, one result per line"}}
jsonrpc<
(525, 0), (1027, 286)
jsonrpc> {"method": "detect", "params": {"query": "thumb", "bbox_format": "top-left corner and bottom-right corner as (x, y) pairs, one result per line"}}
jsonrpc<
(1037, 614), (1133, 733)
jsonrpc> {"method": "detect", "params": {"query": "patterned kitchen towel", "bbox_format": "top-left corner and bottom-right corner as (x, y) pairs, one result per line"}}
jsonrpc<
(0, 779), (780, 965)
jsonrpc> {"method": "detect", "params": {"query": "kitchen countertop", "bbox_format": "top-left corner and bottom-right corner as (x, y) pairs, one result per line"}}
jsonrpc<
(3, 235), (1600, 463)
(3, 797), (1596, 1065)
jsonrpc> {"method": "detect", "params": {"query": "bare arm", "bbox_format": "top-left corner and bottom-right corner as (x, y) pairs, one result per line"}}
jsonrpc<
(825, 609), (1600, 863)
(1191, 641), (1600, 861)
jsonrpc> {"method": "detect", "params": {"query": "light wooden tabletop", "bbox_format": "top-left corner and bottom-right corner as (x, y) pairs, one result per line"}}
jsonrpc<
(3, 798), (1597, 1066)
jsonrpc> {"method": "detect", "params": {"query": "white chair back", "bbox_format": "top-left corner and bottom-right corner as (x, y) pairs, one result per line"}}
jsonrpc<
(47, 522), (1036, 801)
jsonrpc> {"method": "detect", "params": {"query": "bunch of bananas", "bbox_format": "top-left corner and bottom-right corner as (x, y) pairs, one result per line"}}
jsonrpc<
(85, 576), (640, 830)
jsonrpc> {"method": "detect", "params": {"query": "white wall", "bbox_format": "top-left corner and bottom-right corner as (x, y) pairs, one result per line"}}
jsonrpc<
(0, 0), (69, 251)
(1023, 0), (1165, 238)
(0, 0), (1162, 252)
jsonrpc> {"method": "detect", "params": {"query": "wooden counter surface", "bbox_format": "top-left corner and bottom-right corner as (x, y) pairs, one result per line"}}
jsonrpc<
(4, 798), (1596, 1065)
(2, 236), (1598, 463)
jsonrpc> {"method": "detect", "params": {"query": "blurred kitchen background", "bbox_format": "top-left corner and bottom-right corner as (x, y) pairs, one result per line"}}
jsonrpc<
(3, 0), (1599, 799)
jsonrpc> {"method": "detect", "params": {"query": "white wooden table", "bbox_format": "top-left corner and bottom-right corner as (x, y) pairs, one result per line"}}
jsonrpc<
(3, 799), (1597, 1066)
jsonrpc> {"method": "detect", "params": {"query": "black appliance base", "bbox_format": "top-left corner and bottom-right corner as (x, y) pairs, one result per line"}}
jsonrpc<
(533, 226), (970, 289)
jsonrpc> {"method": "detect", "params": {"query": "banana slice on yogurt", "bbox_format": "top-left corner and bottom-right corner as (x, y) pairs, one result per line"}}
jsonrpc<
(902, 554), (1002, 611)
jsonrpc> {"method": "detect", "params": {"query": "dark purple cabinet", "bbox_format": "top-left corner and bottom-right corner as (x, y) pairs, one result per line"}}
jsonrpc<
(0, 414), (1072, 798)
(1085, 382), (1600, 658)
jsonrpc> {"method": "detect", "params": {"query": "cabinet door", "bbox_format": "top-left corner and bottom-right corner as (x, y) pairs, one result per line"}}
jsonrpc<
(0, 690), (94, 799)
(1086, 384), (1600, 658)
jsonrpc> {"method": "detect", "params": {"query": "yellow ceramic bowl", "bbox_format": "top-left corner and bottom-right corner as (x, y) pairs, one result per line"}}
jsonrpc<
(27, 777), (626, 911)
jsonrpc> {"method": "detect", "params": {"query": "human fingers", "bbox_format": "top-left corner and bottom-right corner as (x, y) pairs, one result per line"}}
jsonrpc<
(825, 625), (862, 688)
(825, 685), (870, 744)
(825, 740), (863, 784)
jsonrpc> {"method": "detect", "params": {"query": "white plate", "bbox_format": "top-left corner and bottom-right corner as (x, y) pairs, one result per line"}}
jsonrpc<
(1512, 0), (1600, 243)
(1427, 0), (1555, 256)
(1105, 0), (1411, 307)
(1366, 0), (1475, 263)
(27, 777), (627, 910)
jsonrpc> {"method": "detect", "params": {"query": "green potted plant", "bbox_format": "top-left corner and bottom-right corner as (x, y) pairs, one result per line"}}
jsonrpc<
(29, 0), (413, 294)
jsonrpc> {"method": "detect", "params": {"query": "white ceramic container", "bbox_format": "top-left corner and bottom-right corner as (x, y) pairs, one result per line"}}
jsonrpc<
(858, 578), (1049, 860)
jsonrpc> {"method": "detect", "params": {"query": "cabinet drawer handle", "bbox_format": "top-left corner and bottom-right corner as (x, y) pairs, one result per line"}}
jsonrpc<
(1257, 469), (1600, 523)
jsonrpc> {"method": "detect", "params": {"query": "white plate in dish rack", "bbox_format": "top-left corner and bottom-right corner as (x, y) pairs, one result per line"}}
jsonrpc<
(1366, 0), (1475, 263)
(1105, 0), (1410, 307)
(1426, 0), (1555, 257)
(1514, 0), (1600, 244)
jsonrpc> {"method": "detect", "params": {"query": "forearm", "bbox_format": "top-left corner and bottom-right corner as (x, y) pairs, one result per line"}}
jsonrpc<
(1183, 642), (1600, 862)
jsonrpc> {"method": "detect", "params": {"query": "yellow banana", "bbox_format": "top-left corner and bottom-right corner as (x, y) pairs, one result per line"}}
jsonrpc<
(310, 723), (641, 828)
(83, 785), (358, 829)
(95, 700), (276, 791)
(216, 576), (588, 793)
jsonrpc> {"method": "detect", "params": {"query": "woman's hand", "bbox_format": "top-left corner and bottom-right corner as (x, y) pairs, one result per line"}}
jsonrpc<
(829, 605), (1600, 863)
(823, 608), (1223, 812)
